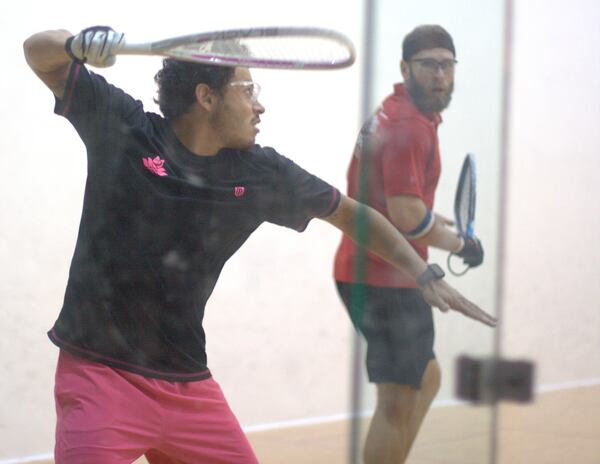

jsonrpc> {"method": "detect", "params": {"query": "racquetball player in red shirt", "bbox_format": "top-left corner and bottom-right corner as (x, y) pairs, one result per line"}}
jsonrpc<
(334, 25), (487, 464)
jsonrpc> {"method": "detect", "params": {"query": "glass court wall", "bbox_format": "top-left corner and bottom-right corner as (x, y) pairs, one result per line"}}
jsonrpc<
(348, 0), (507, 463)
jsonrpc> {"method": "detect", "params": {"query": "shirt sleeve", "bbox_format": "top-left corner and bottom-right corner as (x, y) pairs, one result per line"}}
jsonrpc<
(381, 120), (433, 199)
(264, 148), (341, 232)
(53, 63), (146, 154)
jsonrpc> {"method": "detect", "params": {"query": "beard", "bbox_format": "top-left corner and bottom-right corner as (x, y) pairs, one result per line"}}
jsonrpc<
(209, 101), (255, 150)
(406, 69), (454, 113)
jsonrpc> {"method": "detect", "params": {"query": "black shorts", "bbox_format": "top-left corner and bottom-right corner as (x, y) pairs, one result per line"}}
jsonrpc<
(336, 282), (435, 388)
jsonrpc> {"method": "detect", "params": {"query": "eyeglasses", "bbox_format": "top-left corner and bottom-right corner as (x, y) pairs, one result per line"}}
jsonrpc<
(410, 58), (457, 73)
(228, 80), (261, 103)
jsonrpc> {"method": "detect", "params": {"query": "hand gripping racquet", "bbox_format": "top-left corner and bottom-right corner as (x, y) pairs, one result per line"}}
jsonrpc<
(448, 153), (477, 276)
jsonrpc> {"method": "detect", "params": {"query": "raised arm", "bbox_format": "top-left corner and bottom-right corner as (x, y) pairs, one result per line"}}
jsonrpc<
(24, 26), (126, 98)
(23, 30), (73, 98)
(323, 194), (496, 327)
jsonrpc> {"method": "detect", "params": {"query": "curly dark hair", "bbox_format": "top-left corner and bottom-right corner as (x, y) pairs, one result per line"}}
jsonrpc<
(153, 59), (235, 119)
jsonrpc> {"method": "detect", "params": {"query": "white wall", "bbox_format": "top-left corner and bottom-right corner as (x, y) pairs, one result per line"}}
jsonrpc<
(502, 0), (600, 385)
(1, 2), (363, 460)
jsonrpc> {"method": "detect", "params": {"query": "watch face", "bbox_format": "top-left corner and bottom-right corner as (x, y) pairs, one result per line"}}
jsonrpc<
(417, 264), (445, 287)
(431, 264), (445, 279)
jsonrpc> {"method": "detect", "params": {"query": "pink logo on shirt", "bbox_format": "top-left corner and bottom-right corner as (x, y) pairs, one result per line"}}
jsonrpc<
(143, 156), (168, 177)
(234, 186), (245, 197)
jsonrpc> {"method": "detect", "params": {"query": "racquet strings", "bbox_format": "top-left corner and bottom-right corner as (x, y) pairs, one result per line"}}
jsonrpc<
(449, 156), (475, 276)
(457, 162), (474, 236)
(168, 35), (354, 68)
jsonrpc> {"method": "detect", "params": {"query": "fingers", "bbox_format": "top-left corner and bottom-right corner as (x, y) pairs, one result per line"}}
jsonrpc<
(421, 285), (450, 313)
(455, 298), (498, 327)
(457, 236), (484, 268)
(85, 29), (124, 67)
(423, 280), (497, 327)
(68, 26), (125, 68)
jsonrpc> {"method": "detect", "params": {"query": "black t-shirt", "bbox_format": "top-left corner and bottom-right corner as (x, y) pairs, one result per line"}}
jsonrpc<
(48, 63), (340, 381)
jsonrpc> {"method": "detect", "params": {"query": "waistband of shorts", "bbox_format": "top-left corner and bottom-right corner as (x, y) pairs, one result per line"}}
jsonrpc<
(49, 329), (212, 382)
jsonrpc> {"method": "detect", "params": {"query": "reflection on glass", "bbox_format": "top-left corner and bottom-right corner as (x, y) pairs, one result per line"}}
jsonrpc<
(344, 0), (506, 462)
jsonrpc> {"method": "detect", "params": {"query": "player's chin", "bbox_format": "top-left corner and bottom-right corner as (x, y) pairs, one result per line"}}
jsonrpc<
(436, 91), (452, 109)
(428, 94), (452, 112)
(233, 137), (256, 150)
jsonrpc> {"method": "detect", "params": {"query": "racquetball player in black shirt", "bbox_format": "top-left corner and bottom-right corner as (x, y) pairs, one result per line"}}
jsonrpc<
(24, 25), (496, 464)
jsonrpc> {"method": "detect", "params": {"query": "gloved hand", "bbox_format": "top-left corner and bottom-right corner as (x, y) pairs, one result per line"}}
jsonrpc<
(456, 235), (484, 268)
(65, 26), (125, 68)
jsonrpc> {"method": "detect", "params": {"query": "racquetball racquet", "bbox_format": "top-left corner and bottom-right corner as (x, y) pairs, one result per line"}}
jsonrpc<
(117, 27), (356, 70)
(448, 153), (477, 276)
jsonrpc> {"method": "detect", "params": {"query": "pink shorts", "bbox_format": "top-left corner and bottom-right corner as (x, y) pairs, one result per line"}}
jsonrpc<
(54, 350), (258, 464)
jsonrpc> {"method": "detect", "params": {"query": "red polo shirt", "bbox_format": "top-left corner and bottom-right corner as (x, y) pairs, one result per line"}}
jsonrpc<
(334, 83), (442, 288)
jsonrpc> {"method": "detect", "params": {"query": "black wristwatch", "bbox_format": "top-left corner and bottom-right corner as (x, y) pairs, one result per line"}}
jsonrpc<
(416, 264), (445, 287)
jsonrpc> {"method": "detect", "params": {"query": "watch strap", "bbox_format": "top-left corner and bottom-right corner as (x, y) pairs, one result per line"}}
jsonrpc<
(416, 264), (445, 287)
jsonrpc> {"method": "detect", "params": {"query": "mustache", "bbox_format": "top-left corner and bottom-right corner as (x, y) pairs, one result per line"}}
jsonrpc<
(406, 66), (454, 112)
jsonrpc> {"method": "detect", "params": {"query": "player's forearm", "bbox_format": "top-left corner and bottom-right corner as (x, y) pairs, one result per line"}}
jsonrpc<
(414, 219), (463, 252)
(385, 196), (462, 252)
(23, 30), (72, 73)
(324, 196), (427, 279)
(362, 206), (429, 278)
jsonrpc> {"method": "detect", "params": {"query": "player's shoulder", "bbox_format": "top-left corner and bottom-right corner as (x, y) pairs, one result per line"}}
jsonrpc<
(229, 145), (280, 172)
(87, 67), (144, 106)
(377, 111), (435, 153)
(381, 95), (421, 123)
(378, 103), (435, 150)
(379, 85), (434, 126)
(378, 105), (432, 139)
(244, 144), (305, 173)
(245, 144), (284, 163)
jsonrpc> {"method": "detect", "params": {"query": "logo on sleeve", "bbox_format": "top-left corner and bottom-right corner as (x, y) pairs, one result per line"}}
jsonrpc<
(142, 156), (168, 177)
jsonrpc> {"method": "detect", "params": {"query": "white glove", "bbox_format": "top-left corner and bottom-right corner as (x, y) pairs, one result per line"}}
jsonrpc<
(65, 26), (125, 68)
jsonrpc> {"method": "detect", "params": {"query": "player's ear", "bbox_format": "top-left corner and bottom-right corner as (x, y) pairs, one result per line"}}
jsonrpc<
(400, 60), (409, 80)
(195, 83), (215, 111)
